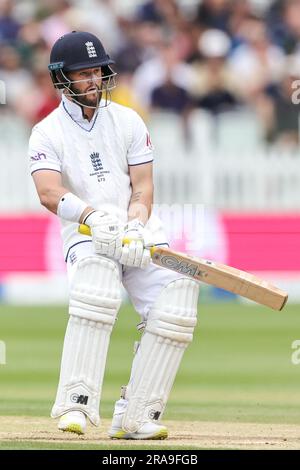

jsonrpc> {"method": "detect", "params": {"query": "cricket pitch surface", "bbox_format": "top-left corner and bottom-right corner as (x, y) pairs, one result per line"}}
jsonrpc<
(1, 417), (300, 449)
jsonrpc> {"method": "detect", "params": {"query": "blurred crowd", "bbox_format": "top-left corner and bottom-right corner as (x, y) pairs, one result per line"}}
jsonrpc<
(1, 0), (300, 147)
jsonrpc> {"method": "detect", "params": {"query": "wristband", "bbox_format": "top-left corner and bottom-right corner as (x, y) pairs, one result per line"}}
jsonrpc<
(82, 210), (107, 226)
(125, 219), (144, 232)
(57, 192), (88, 222)
(82, 210), (97, 225)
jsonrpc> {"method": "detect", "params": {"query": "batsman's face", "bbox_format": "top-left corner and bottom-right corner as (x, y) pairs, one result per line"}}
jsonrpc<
(68, 67), (103, 107)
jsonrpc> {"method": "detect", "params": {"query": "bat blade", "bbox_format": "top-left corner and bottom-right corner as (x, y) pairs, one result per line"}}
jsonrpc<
(78, 224), (288, 311)
(151, 247), (288, 311)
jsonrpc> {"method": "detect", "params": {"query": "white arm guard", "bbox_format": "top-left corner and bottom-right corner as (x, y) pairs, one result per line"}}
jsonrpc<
(57, 192), (88, 222)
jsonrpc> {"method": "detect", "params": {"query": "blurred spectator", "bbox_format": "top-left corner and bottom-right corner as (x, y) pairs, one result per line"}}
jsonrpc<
(16, 65), (60, 124)
(227, 0), (253, 48)
(111, 72), (148, 120)
(114, 21), (163, 73)
(0, 44), (33, 106)
(0, 0), (299, 155)
(136, 0), (185, 29)
(40, 0), (84, 49)
(190, 29), (239, 114)
(151, 72), (193, 115)
(229, 17), (285, 100)
(174, 22), (202, 64)
(32, 69), (61, 123)
(0, 0), (20, 43)
(132, 37), (196, 108)
(17, 20), (48, 66)
(268, 0), (300, 54)
(266, 55), (300, 148)
(78, 0), (123, 55)
(195, 0), (232, 33)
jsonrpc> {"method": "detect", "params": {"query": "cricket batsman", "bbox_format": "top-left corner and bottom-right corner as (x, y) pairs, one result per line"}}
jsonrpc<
(29, 31), (199, 440)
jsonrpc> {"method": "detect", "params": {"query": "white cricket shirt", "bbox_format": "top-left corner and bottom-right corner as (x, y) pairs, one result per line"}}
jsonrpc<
(28, 95), (164, 259)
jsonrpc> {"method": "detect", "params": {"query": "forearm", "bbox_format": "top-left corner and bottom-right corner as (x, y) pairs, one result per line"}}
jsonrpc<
(127, 185), (153, 225)
(39, 186), (69, 214)
(39, 187), (93, 223)
(32, 171), (94, 223)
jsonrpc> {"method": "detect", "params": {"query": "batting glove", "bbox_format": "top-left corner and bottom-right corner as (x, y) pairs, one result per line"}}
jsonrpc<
(119, 219), (152, 269)
(83, 210), (122, 260)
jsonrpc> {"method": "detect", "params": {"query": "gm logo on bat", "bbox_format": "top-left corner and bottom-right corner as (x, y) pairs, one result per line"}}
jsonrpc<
(156, 254), (207, 278)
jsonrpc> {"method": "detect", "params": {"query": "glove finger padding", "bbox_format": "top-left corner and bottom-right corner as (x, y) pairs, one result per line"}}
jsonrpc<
(118, 219), (154, 269)
(119, 243), (130, 265)
(127, 241), (138, 267)
(134, 240), (144, 267)
(91, 221), (123, 259)
(128, 240), (144, 267)
(141, 248), (151, 269)
(106, 237), (122, 259)
(119, 242), (151, 269)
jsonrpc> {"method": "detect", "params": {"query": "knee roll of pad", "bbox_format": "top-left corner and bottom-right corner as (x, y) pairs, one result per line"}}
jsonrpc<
(69, 256), (122, 324)
(146, 277), (199, 344)
(146, 313), (197, 345)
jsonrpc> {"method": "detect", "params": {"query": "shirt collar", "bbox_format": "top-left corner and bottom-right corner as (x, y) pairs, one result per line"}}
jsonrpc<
(61, 94), (98, 129)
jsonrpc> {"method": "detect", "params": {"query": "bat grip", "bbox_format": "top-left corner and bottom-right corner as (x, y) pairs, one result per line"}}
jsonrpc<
(78, 224), (157, 256)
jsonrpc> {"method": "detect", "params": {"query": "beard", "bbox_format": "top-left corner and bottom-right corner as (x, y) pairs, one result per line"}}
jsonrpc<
(70, 83), (102, 108)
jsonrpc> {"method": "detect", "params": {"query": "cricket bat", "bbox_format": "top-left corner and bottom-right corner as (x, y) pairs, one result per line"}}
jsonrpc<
(78, 224), (288, 311)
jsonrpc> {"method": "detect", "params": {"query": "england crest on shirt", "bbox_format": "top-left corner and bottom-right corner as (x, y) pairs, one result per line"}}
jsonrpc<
(89, 152), (109, 182)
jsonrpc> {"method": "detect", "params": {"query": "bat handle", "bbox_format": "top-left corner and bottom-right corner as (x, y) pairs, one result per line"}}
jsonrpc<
(78, 223), (92, 236)
(78, 224), (157, 256)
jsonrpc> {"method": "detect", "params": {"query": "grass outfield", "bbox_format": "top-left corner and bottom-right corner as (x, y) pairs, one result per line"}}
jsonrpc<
(0, 301), (300, 449)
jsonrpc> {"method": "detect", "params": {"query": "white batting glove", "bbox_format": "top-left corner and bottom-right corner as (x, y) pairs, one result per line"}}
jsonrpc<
(84, 210), (122, 260)
(119, 219), (152, 269)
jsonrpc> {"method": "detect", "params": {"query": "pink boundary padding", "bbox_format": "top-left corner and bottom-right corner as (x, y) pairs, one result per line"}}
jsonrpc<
(0, 213), (299, 275)
(223, 213), (300, 272)
(0, 214), (50, 275)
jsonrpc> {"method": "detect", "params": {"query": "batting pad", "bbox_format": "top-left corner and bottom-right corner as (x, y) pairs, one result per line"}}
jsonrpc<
(51, 256), (122, 425)
(122, 278), (199, 433)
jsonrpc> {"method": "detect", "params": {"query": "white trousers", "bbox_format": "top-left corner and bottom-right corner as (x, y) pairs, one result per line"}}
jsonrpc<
(66, 241), (183, 320)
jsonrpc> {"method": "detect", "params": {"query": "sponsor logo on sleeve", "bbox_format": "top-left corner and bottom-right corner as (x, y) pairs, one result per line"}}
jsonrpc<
(30, 152), (47, 161)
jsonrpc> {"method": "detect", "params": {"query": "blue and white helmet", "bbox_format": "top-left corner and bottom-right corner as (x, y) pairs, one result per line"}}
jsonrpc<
(48, 31), (116, 108)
